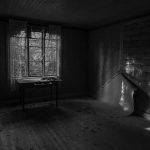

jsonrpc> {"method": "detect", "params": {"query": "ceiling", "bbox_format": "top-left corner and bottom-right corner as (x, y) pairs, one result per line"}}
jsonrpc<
(0, 0), (150, 29)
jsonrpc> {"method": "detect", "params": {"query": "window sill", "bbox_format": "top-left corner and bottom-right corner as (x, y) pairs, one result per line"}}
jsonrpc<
(17, 76), (61, 83)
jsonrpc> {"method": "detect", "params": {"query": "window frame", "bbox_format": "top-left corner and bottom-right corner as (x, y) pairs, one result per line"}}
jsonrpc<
(23, 25), (60, 78)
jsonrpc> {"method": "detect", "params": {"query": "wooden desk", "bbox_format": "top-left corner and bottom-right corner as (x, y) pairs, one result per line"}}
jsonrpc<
(17, 78), (61, 111)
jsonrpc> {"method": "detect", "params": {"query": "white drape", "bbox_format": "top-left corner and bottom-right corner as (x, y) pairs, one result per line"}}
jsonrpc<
(8, 20), (27, 91)
(49, 25), (61, 78)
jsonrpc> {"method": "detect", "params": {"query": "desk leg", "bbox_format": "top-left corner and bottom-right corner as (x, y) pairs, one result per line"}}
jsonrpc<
(20, 86), (25, 111)
(55, 83), (58, 107)
(50, 85), (52, 102)
(22, 87), (25, 111)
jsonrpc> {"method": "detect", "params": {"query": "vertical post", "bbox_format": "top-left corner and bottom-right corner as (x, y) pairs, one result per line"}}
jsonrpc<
(50, 82), (52, 102)
(20, 84), (25, 111)
(55, 81), (58, 107)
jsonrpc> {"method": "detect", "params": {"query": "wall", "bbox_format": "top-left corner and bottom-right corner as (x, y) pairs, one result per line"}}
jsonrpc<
(0, 21), (88, 105)
(60, 28), (88, 98)
(88, 16), (150, 116)
(122, 16), (150, 115)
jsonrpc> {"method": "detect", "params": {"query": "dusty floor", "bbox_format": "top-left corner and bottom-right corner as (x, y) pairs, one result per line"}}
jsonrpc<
(0, 99), (150, 150)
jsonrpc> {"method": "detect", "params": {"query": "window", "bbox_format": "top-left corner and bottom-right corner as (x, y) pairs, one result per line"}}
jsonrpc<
(9, 21), (61, 79)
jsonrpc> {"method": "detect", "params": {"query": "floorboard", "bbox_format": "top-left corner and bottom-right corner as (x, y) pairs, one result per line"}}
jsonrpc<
(0, 100), (150, 150)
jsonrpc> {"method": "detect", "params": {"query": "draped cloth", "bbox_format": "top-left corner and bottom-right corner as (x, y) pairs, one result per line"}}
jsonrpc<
(48, 25), (61, 78)
(8, 20), (27, 91)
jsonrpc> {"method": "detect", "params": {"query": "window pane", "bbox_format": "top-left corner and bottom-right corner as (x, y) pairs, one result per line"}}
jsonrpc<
(50, 35), (57, 39)
(45, 48), (56, 61)
(10, 37), (26, 47)
(13, 61), (27, 77)
(45, 61), (56, 76)
(15, 30), (26, 38)
(29, 39), (42, 47)
(45, 33), (50, 39)
(29, 52), (42, 61)
(29, 61), (42, 76)
(29, 46), (42, 53)
(12, 46), (27, 54)
(14, 52), (27, 62)
(45, 33), (58, 40)
(29, 47), (42, 61)
(45, 40), (56, 47)
(31, 32), (42, 39)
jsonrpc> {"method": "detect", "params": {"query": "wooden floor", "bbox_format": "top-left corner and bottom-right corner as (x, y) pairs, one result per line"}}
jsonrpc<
(0, 100), (150, 150)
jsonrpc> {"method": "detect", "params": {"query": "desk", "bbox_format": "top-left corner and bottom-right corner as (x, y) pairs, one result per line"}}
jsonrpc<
(17, 78), (61, 111)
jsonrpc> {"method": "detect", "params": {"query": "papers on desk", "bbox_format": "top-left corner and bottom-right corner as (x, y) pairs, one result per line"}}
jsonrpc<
(17, 77), (62, 84)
